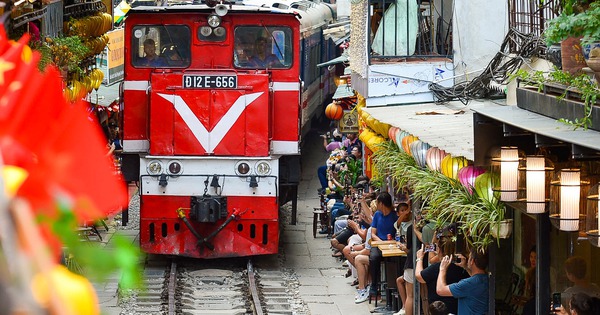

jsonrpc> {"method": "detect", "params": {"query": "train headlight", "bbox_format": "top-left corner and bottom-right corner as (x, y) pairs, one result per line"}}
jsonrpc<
(207, 14), (221, 27)
(213, 26), (226, 37)
(255, 161), (271, 176)
(235, 161), (251, 175)
(167, 161), (182, 175)
(200, 26), (213, 37)
(147, 160), (163, 175)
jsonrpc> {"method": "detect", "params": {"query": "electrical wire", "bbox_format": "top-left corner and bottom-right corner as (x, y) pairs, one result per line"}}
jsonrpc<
(429, 28), (547, 105)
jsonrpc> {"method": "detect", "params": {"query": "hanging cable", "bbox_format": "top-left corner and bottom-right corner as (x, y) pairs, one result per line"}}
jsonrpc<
(429, 28), (547, 105)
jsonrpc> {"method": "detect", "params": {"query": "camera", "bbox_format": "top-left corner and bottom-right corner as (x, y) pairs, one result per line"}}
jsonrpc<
(424, 244), (437, 252)
(552, 292), (561, 310)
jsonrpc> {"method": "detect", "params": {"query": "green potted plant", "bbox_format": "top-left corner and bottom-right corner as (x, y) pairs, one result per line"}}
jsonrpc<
(544, 1), (600, 73)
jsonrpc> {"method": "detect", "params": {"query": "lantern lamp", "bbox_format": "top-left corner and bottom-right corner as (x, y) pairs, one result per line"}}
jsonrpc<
(409, 140), (431, 169)
(586, 184), (600, 247)
(517, 156), (554, 214)
(401, 135), (418, 156)
(549, 169), (589, 232)
(458, 165), (487, 194)
(395, 130), (409, 152)
(426, 147), (448, 172)
(441, 155), (468, 180)
(491, 147), (521, 202)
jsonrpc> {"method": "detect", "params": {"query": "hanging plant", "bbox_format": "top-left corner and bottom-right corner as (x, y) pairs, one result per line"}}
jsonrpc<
(38, 36), (90, 77)
(371, 140), (506, 251)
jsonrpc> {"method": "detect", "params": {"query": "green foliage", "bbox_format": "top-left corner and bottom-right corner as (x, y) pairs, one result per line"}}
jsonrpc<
(545, 2), (600, 45)
(38, 205), (142, 291)
(38, 36), (90, 75)
(372, 141), (506, 251)
(339, 157), (363, 186)
(512, 68), (599, 130)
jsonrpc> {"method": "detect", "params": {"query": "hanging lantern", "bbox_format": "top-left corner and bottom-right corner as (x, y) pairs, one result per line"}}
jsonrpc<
(441, 155), (468, 180)
(388, 127), (399, 142)
(490, 147), (521, 202)
(395, 130), (409, 151)
(458, 165), (487, 194)
(517, 156), (554, 214)
(475, 172), (501, 205)
(409, 140), (431, 168)
(401, 135), (418, 156)
(549, 169), (588, 232)
(586, 184), (600, 247)
(426, 147), (448, 172)
(325, 102), (343, 120)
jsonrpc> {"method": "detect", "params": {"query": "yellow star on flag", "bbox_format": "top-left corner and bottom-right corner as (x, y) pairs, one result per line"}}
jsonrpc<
(0, 58), (15, 85)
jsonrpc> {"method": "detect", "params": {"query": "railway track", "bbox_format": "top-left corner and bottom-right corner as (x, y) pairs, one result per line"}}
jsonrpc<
(120, 256), (302, 315)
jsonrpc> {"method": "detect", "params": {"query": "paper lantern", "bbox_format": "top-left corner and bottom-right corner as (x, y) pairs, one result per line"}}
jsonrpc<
(426, 147), (448, 172)
(395, 130), (409, 150)
(401, 135), (418, 156)
(409, 140), (431, 168)
(441, 155), (468, 180)
(388, 127), (398, 142)
(475, 172), (500, 205)
(458, 165), (487, 194)
(325, 102), (343, 120)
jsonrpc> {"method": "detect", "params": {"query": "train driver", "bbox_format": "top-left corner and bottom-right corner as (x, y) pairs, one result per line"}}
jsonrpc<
(138, 39), (167, 67)
(248, 36), (282, 68)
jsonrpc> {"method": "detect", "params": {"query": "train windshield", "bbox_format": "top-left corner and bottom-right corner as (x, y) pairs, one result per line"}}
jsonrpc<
(233, 26), (292, 69)
(131, 25), (191, 68)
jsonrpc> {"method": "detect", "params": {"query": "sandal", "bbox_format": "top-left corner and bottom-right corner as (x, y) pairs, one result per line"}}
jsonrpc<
(350, 279), (359, 286)
(344, 269), (352, 278)
(332, 252), (342, 257)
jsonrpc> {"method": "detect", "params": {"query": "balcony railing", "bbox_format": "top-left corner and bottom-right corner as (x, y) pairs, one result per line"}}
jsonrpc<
(368, 0), (452, 62)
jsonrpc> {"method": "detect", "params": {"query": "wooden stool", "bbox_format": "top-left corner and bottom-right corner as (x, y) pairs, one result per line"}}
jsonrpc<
(313, 208), (326, 238)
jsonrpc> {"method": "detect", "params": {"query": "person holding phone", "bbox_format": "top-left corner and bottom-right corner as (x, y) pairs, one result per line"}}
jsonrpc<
(415, 235), (469, 315)
(436, 249), (489, 315)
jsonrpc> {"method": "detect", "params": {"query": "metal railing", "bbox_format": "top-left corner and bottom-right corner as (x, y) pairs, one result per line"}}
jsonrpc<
(368, 0), (452, 61)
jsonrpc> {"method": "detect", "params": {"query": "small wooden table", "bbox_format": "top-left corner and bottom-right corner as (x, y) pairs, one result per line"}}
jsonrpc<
(370, 240), (397, 248)
(381, 246), (407, 257)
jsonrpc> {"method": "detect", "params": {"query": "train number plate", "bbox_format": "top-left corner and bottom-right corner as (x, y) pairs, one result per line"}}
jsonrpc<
(183, 75), (237, 89)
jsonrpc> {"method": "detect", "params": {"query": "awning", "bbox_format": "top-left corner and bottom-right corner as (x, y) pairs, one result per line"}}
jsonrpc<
(333, 83), (355, 99)
(317, 54), (348, 68)
(363, 101), (480, 160)
(472, 105), (600, 152)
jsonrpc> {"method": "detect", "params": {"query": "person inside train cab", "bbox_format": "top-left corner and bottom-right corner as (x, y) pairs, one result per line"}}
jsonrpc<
(139, 38), (167, 67)
(248, 36), (282, 68)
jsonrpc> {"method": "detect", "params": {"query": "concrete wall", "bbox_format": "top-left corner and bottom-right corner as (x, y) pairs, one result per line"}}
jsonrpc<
(452, 0), (509, 82)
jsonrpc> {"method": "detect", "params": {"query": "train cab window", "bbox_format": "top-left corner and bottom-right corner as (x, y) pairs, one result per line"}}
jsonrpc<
(132, 25), (191, 68)
(233, 26), (292, 69)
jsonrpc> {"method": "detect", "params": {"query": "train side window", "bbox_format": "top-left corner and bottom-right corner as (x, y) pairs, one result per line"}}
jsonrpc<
(233, 26), (292, 69)
(132, 25), (191, 68)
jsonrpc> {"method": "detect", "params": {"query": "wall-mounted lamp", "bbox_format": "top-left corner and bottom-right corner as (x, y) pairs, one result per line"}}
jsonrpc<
(520, 156), (554, 214)
(586, 184), (600, 247)
(492, 147), (520, 202)
(550, 169), (588, 232)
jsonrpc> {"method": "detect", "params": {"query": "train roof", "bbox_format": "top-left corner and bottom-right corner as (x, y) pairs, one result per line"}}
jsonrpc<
(128, 0), (332, 15)
(128, 0), (336, 30)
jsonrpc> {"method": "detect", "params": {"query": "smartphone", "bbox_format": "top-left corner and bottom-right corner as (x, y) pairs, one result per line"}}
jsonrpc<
(552, 292), (561, 310)
(451, 256), (461, 264)
(424, 243), (437, 252)
(399, 235), (406, 243)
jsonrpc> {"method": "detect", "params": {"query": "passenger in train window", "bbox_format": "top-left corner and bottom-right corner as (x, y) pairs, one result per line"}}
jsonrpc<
(138, 39), (167, 67)
(248, 36), (282, 68)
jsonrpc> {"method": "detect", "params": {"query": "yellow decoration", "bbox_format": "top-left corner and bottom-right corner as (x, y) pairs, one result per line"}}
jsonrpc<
(441, 155), (469, 180)
(31, 265), (100, 315)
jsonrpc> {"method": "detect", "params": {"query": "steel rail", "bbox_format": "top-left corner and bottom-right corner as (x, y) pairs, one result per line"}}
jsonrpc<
(247, 260), (264, 315)
(168, 260), (177, 315)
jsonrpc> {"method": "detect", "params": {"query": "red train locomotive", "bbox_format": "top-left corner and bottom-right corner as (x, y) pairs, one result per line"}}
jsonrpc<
(120, 0), (340, 258)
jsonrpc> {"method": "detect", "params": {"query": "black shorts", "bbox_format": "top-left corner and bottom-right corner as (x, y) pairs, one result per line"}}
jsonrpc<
(335, 227), (354, 245)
